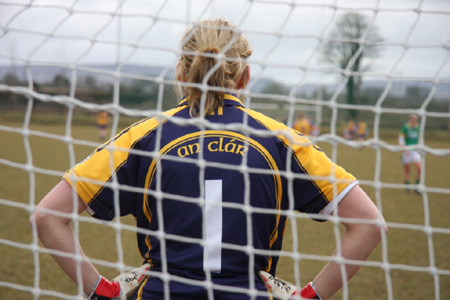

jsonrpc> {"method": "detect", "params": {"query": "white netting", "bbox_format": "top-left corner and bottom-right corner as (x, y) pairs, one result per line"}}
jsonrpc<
(1, 0), (450, 299)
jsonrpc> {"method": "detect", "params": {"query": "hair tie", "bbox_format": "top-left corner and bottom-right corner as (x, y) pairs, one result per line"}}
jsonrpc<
(201, 47), (220, 54)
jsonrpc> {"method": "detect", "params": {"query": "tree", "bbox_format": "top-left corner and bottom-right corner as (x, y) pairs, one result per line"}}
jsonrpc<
(320, 12), (383, 119)
(53, 74), (70, 87)
(1, 72), (24, 107)
(3, 72), (21, 85)
(83, 75), (98, 90)
(261, 81), (289, 96)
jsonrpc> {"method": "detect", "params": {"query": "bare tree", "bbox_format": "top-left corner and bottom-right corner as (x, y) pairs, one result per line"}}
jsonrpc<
(321, 12), (383, 119)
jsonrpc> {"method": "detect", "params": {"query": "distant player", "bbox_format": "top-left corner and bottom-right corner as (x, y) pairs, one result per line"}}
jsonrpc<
(344, 119), (356, 140)
(293, 112), (316, 136)
(356, 119), (368, 141)
(30, 19), (385, 300)
(96, 111), (108, 141)
(398, 113), (421, 190)
(309, 119), (320, 137)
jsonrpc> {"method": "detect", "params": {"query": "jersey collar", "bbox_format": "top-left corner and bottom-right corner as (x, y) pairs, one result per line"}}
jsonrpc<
(177, 93), (244, 108)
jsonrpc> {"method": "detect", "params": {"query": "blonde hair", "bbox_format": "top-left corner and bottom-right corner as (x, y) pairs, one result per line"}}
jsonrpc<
(176, 19), (252, 117)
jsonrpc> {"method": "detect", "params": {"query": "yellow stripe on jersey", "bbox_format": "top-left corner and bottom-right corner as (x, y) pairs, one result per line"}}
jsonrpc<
(239, 107), (356, 203)
(135, 276), (149, 300)
(63, 106), (187, 207)
(224, 94), (238, 101)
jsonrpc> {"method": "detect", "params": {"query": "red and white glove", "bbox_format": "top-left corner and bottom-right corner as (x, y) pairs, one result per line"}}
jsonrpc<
(86, 263), (151, 300)
(85, 276), (121, 300)
(258, 270), (322, 300)
(292, 282), (321, 300)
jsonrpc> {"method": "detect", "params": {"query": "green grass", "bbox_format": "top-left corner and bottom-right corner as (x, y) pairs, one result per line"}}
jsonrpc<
(0, 111), (449, 299)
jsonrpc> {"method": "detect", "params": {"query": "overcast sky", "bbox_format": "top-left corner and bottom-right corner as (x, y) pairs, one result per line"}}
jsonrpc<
(1, 0), (449, 85)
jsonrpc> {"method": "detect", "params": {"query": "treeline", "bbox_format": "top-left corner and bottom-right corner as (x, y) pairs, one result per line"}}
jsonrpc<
(254, 80), (449, 130)
(1, 72), (448, 130)
(0, 72), (179, 111)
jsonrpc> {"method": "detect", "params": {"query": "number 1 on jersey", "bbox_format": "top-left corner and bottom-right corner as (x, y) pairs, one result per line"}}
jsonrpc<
(204, 179), (223, 273)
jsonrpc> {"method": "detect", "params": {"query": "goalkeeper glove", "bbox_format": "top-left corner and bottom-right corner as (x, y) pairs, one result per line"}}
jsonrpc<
(85, 276), (121, 300)
(112, 263), (152, 299)
(258, 270), (321, 300)
(86, 263), (151, 300)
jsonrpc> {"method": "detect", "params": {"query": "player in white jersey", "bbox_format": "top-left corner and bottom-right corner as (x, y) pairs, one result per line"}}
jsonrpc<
(30, 19), (386, 300)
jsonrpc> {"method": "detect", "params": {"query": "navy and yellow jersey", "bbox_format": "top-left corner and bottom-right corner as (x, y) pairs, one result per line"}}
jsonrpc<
(64, 93), (356, 278)
(357, 121), (367, 136)
(96, 111), (108, 127)
(292, 117), (312, 136)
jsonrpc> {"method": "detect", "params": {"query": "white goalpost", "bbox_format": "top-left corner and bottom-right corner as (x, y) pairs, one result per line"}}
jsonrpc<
(1, 0), (450, 300)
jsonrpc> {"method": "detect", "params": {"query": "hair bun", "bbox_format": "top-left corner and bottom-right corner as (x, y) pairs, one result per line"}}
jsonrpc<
(200, 47), (220, 54)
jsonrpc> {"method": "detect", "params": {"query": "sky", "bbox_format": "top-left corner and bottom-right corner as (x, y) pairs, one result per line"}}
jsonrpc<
(0, 0), (449, 86)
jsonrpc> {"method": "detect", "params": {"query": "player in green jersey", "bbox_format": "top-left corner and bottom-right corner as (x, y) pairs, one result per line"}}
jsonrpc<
(398, 114), (421, 191)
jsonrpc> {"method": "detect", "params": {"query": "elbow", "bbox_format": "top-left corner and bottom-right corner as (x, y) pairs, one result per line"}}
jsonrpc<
(29, 214), (35, 229)
(379, 216), (388, 238)
(366, 205), (388, 245)
(29, 209), (47, 238)
(29, 209), (38, 229)
(30, 207), (59, 240)
(347, 215), (387, 247)
(370, 216), (387, 246)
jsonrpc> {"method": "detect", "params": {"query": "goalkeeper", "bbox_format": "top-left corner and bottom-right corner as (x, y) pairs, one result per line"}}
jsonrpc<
(30, 18), (386, 300)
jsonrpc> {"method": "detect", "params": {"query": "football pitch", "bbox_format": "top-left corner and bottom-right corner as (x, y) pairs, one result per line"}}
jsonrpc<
(0, 113), (449, 300)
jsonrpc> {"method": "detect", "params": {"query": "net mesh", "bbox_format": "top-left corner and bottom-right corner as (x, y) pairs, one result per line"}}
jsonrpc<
(1, 1), (450, 299)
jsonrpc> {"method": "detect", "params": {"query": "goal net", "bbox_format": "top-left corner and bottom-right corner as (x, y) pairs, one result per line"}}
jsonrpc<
(1, 0), (449, 299)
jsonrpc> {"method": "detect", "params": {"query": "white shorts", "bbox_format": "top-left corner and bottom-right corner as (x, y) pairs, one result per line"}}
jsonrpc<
(402, 150), (421, 164)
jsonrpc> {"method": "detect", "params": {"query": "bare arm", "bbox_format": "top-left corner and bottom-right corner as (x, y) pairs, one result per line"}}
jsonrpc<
(313, 185), (387, 299)
(29, 180), (100, 295)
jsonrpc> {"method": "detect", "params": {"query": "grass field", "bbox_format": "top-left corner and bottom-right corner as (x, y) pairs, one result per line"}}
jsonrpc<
(0, 110), (449, 300)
